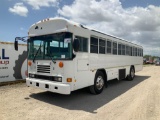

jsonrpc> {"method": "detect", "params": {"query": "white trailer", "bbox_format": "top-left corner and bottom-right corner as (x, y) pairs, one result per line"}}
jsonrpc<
(0, 42), (27, 82)
(15, 18), (143, 94)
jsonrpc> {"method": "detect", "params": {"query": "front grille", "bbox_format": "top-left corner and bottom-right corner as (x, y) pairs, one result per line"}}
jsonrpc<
(37, 65), (50, 73)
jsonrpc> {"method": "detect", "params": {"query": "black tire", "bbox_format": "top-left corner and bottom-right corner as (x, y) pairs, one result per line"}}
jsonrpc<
(13, 51), (27, 79)
(89, 71), (105, 94)
(127, 67), (135, 81)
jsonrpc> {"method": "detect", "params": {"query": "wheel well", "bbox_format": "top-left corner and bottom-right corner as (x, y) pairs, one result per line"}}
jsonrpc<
(97, 69), (107, 81)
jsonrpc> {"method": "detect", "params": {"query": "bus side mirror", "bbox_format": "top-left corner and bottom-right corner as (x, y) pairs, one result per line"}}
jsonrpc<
(14, 40), (18, 51)
(73, 38), (80, 52)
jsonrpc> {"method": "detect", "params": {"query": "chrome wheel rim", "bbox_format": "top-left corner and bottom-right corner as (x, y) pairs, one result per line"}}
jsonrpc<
(96, 76), (104, 90)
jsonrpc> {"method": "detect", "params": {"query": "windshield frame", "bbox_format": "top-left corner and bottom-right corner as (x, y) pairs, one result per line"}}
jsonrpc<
(28, 32), (73, 61)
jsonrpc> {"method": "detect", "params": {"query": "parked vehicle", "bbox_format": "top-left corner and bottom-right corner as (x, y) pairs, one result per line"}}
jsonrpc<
(14, 18), (143, 95)
(155, 60), (160, 66)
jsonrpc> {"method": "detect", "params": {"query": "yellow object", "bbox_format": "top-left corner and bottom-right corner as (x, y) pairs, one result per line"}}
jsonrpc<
(67, 78), (72, 82)
(28, 61), (32, 66)
(59, 62), (64, 68)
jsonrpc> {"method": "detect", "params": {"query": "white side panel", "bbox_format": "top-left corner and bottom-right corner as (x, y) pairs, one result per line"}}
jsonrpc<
(74, 70), (95, 90)
(107, 69), (118, 80)
(0, 42), (27, 82)
(77, 59), (89, 71)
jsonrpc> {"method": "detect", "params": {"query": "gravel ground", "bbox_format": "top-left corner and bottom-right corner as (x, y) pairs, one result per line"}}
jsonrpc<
(0, 65), (160, 120)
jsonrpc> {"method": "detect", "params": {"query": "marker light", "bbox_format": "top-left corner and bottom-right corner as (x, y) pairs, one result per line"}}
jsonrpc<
(67, 78), (72, 82)
(59, 62), (64, 68)
(28, 61), (32, 66)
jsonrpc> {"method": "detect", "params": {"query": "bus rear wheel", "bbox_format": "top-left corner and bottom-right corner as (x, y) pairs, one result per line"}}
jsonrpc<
(127, 67), (135, 81)
(89, 71), (105, 94)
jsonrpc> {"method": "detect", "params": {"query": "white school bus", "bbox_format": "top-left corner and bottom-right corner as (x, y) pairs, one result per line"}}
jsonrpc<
(15, 18), (143, 95)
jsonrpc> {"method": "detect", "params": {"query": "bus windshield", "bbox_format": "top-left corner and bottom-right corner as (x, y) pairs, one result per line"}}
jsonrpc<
(28, 32), (72, 60)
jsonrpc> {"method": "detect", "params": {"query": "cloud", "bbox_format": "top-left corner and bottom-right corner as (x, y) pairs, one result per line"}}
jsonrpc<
(23, 0), (59, 10)
(9, 3), (28, 17)
(58, 0), (160, 56)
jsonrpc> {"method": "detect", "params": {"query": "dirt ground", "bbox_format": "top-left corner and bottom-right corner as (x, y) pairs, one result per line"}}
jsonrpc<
(0, 65), (160, 120)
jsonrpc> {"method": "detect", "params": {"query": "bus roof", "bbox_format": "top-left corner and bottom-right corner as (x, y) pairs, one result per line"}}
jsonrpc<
(31, 17), (142, 48)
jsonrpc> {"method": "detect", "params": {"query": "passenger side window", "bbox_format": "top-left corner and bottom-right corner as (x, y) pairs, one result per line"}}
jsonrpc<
(140, 49), (142, 56)
(139, 49), (141, 56)
(122, 44), (125, 55)
(135, 48), (137, 56)
(76, 36), (88, 52)
(106, 40), (112, 54)
(99, 39), (105, 54)
(90, 37), (98, 53)
(138, 48), (140, 56)
(113, 42), (117, 55)
(126, 45), (130, 56)
(133, 47), (135, 56)
(118, 44), (122, 55)
(130, 47), (132, 56)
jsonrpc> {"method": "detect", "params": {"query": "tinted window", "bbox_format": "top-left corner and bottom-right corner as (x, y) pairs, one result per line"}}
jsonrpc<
(135, 48), (137, 56)
(106, 40), (112, 54)
(76, 36), (88, 52)
(130, 47), (132, 56)
(133, 47), (135, 56)
(99, 39), (105, 54)
(118, 44), (122, 55)
(99, 39), (105, 46)
(137, 48), (139, 56)
(122, 44), (125, 55)
(113, 42), (117, 55)
(126, 46), (130, 56)
(90, 37), (98, 53)
(139, 49), (141, 56)
(91, 37), (98, 45)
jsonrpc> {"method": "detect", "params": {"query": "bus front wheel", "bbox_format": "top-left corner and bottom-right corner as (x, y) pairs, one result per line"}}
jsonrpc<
(89, 71), (105, 94)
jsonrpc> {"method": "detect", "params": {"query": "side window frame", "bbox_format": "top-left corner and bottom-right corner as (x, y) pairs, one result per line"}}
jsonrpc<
(113, 41), (117, 55)
(121, 44), (126, 55)
(118, 43), (122, 55)
(106, 39), (112, 54)
(90, 36), (98, 54)
(75, 35), (88, 52)
(99, 38), (106, 54)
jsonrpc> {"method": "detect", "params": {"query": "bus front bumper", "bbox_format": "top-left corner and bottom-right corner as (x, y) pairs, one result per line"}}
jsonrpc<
(26, 78), (71, 95)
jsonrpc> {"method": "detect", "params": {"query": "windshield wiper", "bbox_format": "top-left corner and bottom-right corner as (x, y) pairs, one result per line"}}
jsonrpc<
(33, 42), (42, 63)
(46, 49), (56, 64)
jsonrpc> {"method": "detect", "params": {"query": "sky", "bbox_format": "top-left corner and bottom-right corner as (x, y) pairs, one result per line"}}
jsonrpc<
(1, 0), (160, 56)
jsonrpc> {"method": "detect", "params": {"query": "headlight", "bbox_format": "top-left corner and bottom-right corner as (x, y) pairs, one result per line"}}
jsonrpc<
(53, 77), (62, 82)
(57, 77), (62, 82)
(29, 73), (35, 78)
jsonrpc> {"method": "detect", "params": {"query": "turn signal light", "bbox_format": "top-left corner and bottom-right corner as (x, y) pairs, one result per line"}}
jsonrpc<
(59, 62), (64, 68)
(67, 78), (72, 82)
(28, 61), (32, 66)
